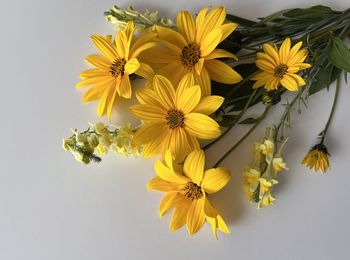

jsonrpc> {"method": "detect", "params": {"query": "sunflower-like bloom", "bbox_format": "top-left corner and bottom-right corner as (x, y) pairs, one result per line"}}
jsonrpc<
(148, 150), (230, 238)
(252, 38), (311, 91)
(130, 74), (223, 160)
(140, 6), (242, 97)
(302, 143), (330, 173)
(76, 21), (157, 120)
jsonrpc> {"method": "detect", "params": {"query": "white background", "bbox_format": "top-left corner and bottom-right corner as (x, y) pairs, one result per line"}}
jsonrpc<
(1, 0), (350, 259)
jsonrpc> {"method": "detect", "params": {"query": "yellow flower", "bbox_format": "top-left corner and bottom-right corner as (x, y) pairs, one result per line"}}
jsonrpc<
(141, 6), (242, 96)
(243, 167), (261, 184)
(252, 38), (311, 91)
(302, 143), (330, 173)
(76, 21), (157, 120)
(261, 193), (276, 207)
(259, 178), (278, 193)
(147, 150), (230, 238)
(130, 74), (223, 160)
(259, 140), (274, 155)
(273, 157), (289, 172)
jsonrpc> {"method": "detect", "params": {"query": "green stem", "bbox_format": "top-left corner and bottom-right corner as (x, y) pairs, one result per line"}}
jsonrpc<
(213, 106), (270, 168)
(320, 76), (341, 143)
(203, 89), (258, 151)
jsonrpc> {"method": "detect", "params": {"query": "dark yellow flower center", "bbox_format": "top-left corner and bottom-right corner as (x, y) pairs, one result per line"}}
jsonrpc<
(274, 64), (288, 77)
(110, 58), (126, 77)
(181, 43), (201, 68)
(166, 109), (184, 129)
(184, 182), (203, 200)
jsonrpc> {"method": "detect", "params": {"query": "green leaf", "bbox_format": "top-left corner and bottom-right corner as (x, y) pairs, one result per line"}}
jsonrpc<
(309, 59), (341, 95)
(284, 5), (334, 18)
(239, 117), (257, 125)
(218, 115), (239, 127)
(226, 14), (256, 27)
(326, 37), (350, 72)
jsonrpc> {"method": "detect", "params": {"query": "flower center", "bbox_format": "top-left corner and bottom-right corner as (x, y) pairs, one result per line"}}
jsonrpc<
(184, 182), (203, 200)
(166, 109), (184, 129)
(110, 58), (126, 77)
(181, 43), (201, 68)
(274, 64), (288, 77)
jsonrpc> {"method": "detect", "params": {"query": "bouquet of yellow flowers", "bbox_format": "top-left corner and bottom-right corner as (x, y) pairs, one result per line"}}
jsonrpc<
(63, 5), (350, 238)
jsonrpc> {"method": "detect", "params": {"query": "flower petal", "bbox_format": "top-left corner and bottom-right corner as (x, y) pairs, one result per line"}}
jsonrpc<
(205, 59), (242, 84)
(193, 95), (224, 115)
(177, 11), (195, 43)
(193, 67), (211, 97)
(130, 104), (166, 121)
(159, 192), (183, 216)
(203, 196), (219, 218)
(147, 176), (181, 192)
(118, 75), (132, 99)
(153, 75), (176, 109)
(135, 89), (161, 106)
(280, 74), (299, 91)
(135, 63), (154, 80)
(130, 32), (157, 58)
(183, 150), (205, 185)
(220, 23), (238, 41)
(170, 196), (191, 231)
(132, 121), (165, 145)
(184, 113), (221, 139)
(200, 28), (223, 57)
(154, 159), (188, 184)
(186, 199), (205, 235)
(91, 34), (119, 62)
(279, 38), (291, 64)
(85, 55), (111, 70)
(106, 78), (120, 121)
(176, 85), (201, 113)
(262, 43), (280, 65)
(124, 58), (140, 75)
(156, 26), (187, 51)
(205, 49), (237, 60)
(201, 168), (230, 194)
(197, 6), (226, 43)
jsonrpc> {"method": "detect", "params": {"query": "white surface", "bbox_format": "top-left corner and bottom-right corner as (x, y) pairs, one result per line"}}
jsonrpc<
(1, 0), (350, 259)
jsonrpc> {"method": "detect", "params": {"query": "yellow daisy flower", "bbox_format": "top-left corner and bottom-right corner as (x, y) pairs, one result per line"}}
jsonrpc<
(252, 38), (311, 91)
(302, 143), (330, 173)
(148, 150), (230, 238)
(140, 6), (242, 96)
(76, 21), (157, 120)
(130, 74), (223, 161)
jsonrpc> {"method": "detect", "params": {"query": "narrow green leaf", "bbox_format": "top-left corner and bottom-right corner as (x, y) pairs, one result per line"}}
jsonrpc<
(226, 14), (256, 27)
(326, 37), (350, 72)
(219, 115), (239, 127)
(239, 117), (257, 125)
(309, 60), (341, 95)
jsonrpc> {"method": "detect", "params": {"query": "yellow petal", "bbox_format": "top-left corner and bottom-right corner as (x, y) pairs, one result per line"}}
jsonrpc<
(279, 38), (291, 64)
(220, 23), (238, 41)
(206, 216), (218, 239)
(205, 60), (242, 84)
(81, 78), (114, 103)
(197, 6), (226, 43)
(217, 215), (230, 234)
(177, 11), (195, 43)
(176, 85), (201, 113)
(187, 132), (201, 151)
(170, 197), (191, 231)
(184, 113), (221, 139)
(153, 75), (176, 109)
(288, 73), (306, 86)
(147, 176), (181, 192)
(263, 43), (280, 65)
(154, 160), (188, 184)
(156, 25), (187, 50)
(115, 30), (129, 58)
(192, 95), (224, 115)
(186, 199), (205, 235)
(280, 74), (299, 91)
(201, 168), (230, 194)
(142, 132), (167, 158)
(130, 104), (166, 121)
(256, 52), (277, 67)
(130, 32), (157, 58)
(168, 129), (190, 163)
(91, 34), (119, 62)
(183, 150), (205, 185)
(194, 58), (204, 75)
(85, 55), (111, 70)
(135, 89), (161, 106)
(256, 59), (276, 71)
(124, 58), (140, 75)
(193, 67), (211, 97)
(118, 75), (132, 99)
(76, 76), (113, 89)
(203, 196), (219, 218)
(106, 78), (120, 121)
(132, 121), (165, 145)
(79, 68), (110, 79)
(195, 7), (209, 42)
(164, 150), (174, 170)
(176, 73), (195, 96)
(159, 192), (182, 216)
(205, 49), (237, 60)
(287, 41), (302, 61)
(200, 28), (223, 57)
(135, 63), (154, 80)
(96, 89), (109, 117)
